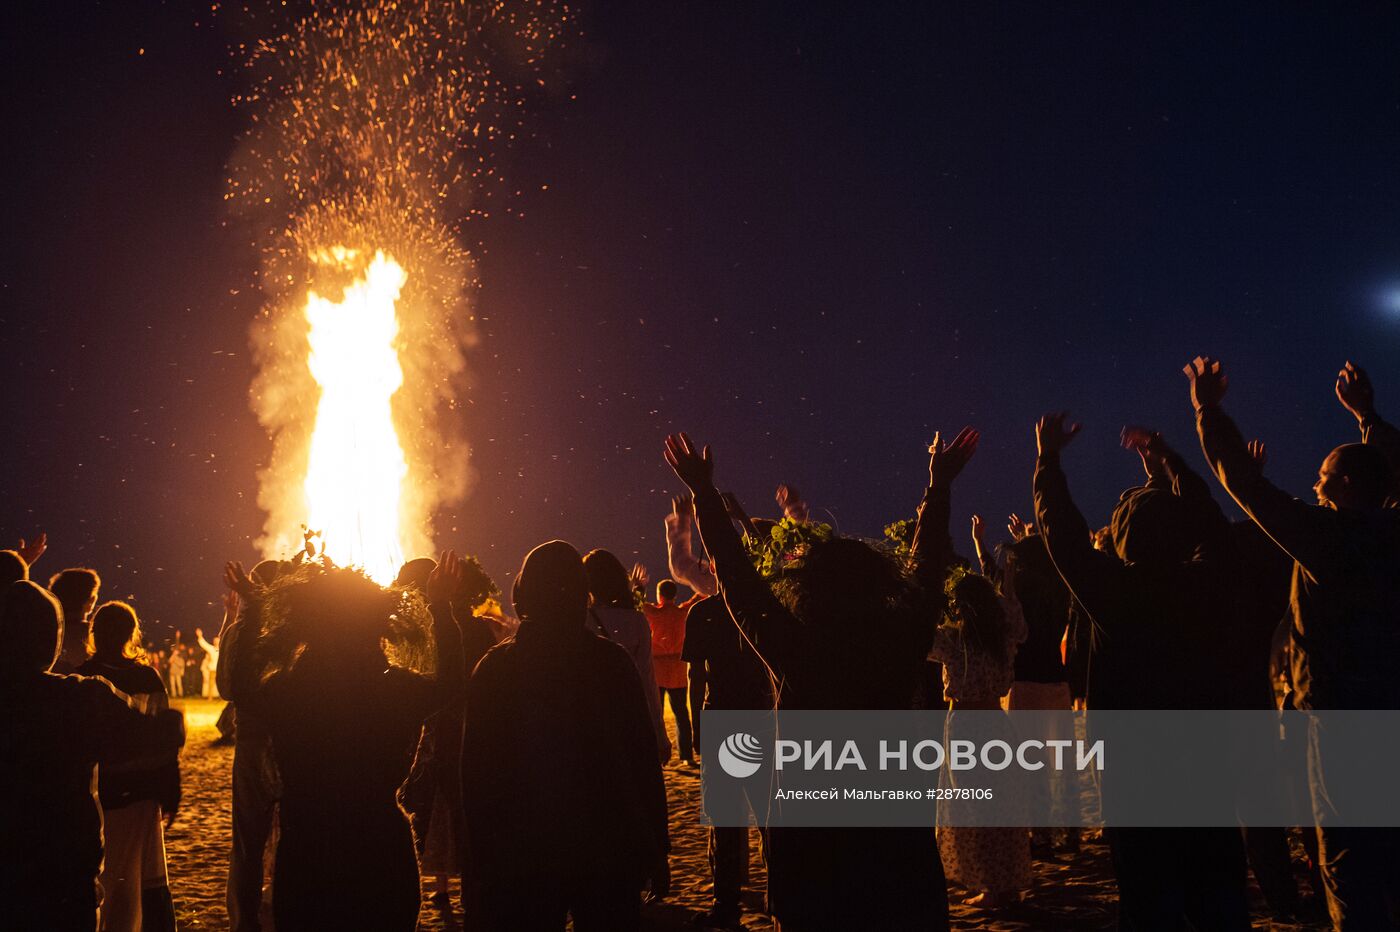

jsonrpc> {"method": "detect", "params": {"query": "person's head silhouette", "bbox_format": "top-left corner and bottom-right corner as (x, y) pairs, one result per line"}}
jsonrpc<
(1, 580), (65, 676)
(1314, 443), (1392, 511)
(581, 549), (633, 610)
(0, 551), (27, 588)
(89, 601), (144, 662)
(512, 541), (589, 628)
(656, 579), (678, 605)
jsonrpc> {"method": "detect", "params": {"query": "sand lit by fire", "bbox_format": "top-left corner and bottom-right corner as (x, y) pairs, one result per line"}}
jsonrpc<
(164, 700), (1325, 930)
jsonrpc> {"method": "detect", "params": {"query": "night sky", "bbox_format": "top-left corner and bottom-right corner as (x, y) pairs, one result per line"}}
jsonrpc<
(4, 1), (1399, 641)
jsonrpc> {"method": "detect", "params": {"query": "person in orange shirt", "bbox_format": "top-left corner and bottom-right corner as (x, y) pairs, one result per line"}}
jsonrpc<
(643, 580), (696, 766)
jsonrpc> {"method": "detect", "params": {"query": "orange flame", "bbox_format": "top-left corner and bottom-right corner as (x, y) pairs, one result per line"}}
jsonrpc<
(301, 248), (410, 584)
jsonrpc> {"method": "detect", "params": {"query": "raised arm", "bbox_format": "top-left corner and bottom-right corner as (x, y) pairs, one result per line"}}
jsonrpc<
(912, 427), (979, 590)
(664, 433), (801, 675)
(970, 515), (998, 581)
(1188, 356), (1338, 578)
(1032, 414), (1126, 625)
(214, 589), (243, 701)
(218, 562), (263, 704)
(1122, 425), (1230, 557)
(1122, 426), (1213, 505)
(425, 552), (468, 710)
(87, 678), (186, 765)
(665, 495), (718, 597)
(1337, 360), (1400, 493)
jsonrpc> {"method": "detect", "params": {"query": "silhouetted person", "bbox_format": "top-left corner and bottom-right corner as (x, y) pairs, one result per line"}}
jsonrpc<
(582, 548), (669, 762)
(664, 431), (953, 931)
(0, 535), (46, 589)
(76, 601), (180, 931)
(643, 579), (696, 765)
(682, 587), (775, 926)
(1034, 415), (1251, 930)
(1190, 357), (1400, 929)
(49, 567), (101, 674)
(166, 640), (186, 698)
(216, 559), (288, 932)
(396, 554), (499, 920)
(0, 580), (184, 931)
(220, 555), (467, 932)
(459, 540), (669, 931)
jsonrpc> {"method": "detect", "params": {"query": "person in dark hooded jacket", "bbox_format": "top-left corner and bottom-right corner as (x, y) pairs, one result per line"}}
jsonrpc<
(1033, 414), (1251, 931)
(1189, 356), (1400, 930)
(458, 540), (668, 932)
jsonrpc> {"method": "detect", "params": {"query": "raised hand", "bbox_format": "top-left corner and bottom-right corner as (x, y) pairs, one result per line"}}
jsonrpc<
(1184, 356), (1229, 411)
(1120, 426), (1170, 459)
(223, 561), (254, 597)
(670, 494), (694, 519)
(16, 532), (47, 567)
(1336, 361), (1376, 422)
(630, 562), (650, 593)
(664, 433), (715, 493)
(427, 550), (465, 605)
(1036, 413), (1082, 456)
(222, 589), (240, 617)
(776, 484), (809, 522)
(1007, 513), (1032, 541)
(1247, 439), (1267, 469)
(928, 426), (980, 486)
(1121, 426), (1170, 479)
(970, 514), (986, 544)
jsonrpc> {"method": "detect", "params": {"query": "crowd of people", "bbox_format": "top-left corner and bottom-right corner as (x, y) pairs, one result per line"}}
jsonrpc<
(3, 356), (1399, 931)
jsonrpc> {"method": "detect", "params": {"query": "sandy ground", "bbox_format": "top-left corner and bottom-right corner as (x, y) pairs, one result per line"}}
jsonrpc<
(165, 699), (1332, 931)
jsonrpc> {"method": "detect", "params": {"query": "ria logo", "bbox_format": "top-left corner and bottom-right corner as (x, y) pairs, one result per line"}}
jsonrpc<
(717, 732), (765, 778)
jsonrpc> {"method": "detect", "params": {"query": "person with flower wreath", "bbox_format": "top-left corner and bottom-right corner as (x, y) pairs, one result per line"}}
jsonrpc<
(663, 429), (979, 931)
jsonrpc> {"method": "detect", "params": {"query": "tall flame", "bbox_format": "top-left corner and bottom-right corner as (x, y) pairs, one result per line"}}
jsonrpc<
(226, 0), (573, 577)
(302, 249), (409, 583)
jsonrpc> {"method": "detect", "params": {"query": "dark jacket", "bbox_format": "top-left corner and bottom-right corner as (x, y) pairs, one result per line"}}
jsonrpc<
(689, 481), (949, 930)
(74, 656), (181, 813)
(1033, 448), (1239, 710)
(459, 621), (668, 887)
(1197, 404), (1400, 710)
(0, 672), (184, 907)
(1007, 536), (1071, 685)
(691, 485), (943, 711)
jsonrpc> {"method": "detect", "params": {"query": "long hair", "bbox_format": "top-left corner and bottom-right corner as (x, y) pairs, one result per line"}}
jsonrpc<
(582, 549), (635, 610)
(771, 537), (914, 623)
(48, 568), (101, 622)
(0, 580), (63, 675)
(944, 568), (1010, 666)
(88, 601), (148, 663)
(251, 562), (438, 686)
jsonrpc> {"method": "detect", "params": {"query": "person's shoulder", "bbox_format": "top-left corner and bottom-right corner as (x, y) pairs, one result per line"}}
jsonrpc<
(132, 663), (165, 692)
(467, 634), (528, 676)
(583, 630), (637, 666)
(687, 596), (725, 622)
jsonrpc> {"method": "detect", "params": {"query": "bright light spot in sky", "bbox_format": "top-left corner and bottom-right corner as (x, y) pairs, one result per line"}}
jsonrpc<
(1380, 285), (1400, 319)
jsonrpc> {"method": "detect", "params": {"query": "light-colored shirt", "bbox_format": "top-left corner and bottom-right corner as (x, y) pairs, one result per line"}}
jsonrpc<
(928, 594), (1027, 704)
(588, 606), (667, 755)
